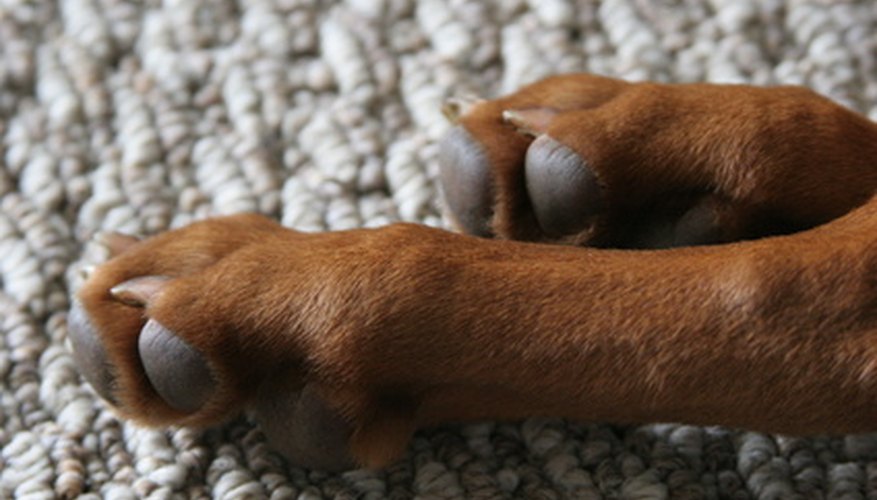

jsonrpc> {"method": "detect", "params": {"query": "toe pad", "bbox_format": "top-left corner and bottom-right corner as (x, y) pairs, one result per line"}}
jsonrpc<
(138, 319), (215, 413)
(254, 384), (355, 472)
(68, 301), (117, 404)
(525, 135), (604, 237)
(439, 126), (494, 237)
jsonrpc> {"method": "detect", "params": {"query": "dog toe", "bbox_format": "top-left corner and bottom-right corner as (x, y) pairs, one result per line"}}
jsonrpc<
(525, 135), (604, 237)
(68, 300), (117, 405)
(438, 126), (494, 237)
(253, 384), (355, 472)
(138, 319), (215, 413)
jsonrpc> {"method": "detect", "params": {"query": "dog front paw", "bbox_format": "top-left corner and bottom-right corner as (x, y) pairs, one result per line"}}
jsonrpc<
(440, 74), (877, 248)
(69, 216), (459, 471)
(69, 214), (361, 471)
(71, 214), (278, 423)
(439, 75), (626, 243)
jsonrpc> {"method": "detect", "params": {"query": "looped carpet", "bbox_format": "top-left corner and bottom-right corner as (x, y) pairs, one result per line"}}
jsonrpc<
(2, 1), (877, 498)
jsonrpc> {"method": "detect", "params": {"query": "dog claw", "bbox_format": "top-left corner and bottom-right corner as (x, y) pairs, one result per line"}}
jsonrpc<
(95, 231), (141, 257)
(138, 319), (215, 413)
(79, 265), (96, 280)
(502, 108), (558, 137)
(441, 95), (484, 124)
(110, 276), (170, 307)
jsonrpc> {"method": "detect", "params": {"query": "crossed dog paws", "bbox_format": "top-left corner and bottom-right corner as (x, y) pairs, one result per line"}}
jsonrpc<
(69, 74), (877, 472)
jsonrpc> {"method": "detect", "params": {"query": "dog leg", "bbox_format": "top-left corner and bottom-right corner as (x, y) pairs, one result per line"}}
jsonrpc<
(71, 75), (877, 471)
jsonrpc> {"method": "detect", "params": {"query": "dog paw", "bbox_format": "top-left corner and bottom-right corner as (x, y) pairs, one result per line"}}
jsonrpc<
(439, 75), (624, 243)
(69, 214), (356, 471)
(440, 75), (877, 247)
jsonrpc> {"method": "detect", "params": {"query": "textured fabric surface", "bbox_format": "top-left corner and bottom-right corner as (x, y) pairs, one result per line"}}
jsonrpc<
(2, 1), (877, 498)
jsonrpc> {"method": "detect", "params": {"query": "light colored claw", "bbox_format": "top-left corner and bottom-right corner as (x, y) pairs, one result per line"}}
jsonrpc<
(441, 95), (485, 123)
(78, 265), (96, 280)
(502, 107), (559, 137)
(95, 231), (141, 257)
(109, 276), (171, 307)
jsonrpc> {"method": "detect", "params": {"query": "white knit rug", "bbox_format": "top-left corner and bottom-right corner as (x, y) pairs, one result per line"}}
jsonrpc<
(2, 1), (877, 498)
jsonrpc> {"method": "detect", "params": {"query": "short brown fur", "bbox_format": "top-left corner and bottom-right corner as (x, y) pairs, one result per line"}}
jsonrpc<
(76, 75), (877, 469)
(459, 74), (877, 243)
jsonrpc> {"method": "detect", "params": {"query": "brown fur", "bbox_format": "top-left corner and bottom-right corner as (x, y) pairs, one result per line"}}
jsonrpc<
(76, 75), (877, 469)
(459, 74), (877, 243)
